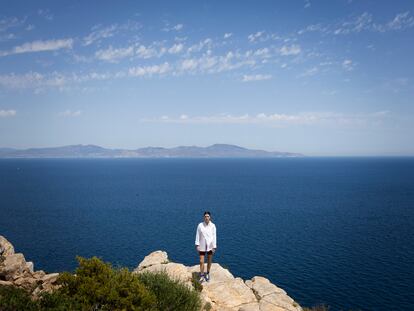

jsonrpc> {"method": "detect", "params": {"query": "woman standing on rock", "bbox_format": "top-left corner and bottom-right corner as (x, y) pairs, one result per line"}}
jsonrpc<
(195, 211), (217, 282)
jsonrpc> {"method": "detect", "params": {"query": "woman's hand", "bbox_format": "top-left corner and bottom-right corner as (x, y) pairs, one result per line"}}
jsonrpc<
(195, 245), (200, 252)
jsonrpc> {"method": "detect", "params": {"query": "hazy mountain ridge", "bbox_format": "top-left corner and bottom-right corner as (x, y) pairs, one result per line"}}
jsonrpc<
(0, 144), (303, 158)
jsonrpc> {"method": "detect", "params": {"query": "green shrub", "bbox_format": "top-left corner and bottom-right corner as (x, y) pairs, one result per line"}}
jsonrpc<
(56, 256), (157, 311)
(191, 272), (203, 292)
(0, 285), (39, 311)
(138, 271), (202, 311)
(37, 291), (81, 311)
(0, 257), (203, 311)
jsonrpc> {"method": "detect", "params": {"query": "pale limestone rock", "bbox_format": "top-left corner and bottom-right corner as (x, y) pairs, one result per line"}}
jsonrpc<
(259, 293), (301, 311)
(134, 250), (168, 272)
(245, 276), (302, 311)
(33, 270), (46, 279)
(0, 236), (15, 257)
(14, 276), (38, 290)
(238, 302), (261, 311)
(188, 263), (235, 283)
(0, 237), (303, 311)
(41, 273), (59, 284)
(0, 253), (27, 280)
(245, 276), (286, 298)
(26, 261), (34, 273)
(0, 280), (13, 286)
(138, 262), (191, 284)
(202, 278), (258, 309)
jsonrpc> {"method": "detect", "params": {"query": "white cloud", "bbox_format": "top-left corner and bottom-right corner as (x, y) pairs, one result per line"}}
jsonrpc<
(136, 45), (159, 58)
(187, 38), (213, 54)
(0, 16), (25, 33)
(95, 46), (134, 62)
(59, 110), (81, 117)
(248, 31), (264, 42)
(383, 11), (414, 31)
(0, 109), (16, 117)
(254, 48), (271, 58)
(163, 23), (184, 32)
(279, 44), (301, 56)
(342, 59), (354, 71)
(299, 11), (414, 36)
(168, 43), (184, 54)
(83, 24), (118, 46)
(304, 0), (311, 8)
(224, 33), (232, 39)
(174, 24), (183, 31)
(242, 74), (272, 82)
(128, 62), (171, 77)
(178, 51), (256, 75)
(0, 38), (73, 57)
(145, 111), (392, 128)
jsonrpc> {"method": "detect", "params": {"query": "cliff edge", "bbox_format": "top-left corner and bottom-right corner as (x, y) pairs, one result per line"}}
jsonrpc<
(0, 236), (303, 311)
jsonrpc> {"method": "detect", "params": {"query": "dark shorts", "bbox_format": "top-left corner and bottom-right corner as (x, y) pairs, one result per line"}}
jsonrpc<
(199, 250), (213, 256)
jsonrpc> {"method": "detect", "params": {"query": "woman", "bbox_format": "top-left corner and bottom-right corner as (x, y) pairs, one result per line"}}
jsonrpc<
(195, 211), (217, 282)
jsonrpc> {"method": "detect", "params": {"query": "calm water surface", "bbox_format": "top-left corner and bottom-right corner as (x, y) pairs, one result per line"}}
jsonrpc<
(1, 158), (413, 310)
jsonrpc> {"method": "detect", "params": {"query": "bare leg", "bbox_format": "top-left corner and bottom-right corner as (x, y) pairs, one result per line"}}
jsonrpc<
(199, 254), (205, 274)
(207, 253), (213, 273)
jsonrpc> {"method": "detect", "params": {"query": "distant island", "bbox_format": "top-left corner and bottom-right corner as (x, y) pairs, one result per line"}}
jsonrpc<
(0, 144), (303, 158)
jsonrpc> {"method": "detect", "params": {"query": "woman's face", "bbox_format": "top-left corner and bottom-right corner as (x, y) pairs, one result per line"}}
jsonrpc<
(204, 214), (211, 224)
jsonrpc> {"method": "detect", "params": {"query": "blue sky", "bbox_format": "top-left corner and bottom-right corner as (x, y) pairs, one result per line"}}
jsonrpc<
(0, 0), (413, 155)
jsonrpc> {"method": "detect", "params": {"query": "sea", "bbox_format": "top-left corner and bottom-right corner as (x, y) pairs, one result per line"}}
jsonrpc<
(0, 158), (413, 311)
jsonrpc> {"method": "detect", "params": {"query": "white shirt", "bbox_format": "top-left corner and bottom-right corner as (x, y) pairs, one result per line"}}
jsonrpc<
(195, 221), (217, 252)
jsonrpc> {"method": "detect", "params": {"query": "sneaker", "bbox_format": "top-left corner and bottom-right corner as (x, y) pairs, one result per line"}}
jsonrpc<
(205, 272), (210, 282)
(199, 273), (205, 283)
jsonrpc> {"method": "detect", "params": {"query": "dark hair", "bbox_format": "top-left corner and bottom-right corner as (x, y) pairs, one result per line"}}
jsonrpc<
(204, 211), (211, 216)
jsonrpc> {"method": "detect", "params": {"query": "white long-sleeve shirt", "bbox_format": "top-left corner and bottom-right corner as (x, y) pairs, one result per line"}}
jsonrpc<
(195, 221), (217, 252)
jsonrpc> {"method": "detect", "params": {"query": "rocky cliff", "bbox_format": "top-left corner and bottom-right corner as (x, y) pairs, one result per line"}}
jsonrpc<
(0, 236), (303, 311)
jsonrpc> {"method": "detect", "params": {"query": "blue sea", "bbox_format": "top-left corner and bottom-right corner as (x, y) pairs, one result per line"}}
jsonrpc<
(1, 158), (413, 310)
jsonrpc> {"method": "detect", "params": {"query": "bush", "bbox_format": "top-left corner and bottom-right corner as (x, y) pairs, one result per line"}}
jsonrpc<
(138, 271), (202, 311)
(191, 272), (203, 292)
(0, 257), (203, 311)
(0, 285), (38, 311)
(56, 256), (157, 310)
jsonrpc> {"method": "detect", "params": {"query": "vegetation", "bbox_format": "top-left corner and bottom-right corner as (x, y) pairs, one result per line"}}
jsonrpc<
(137, 271), (201, 311)
(0, 256), (202, 311)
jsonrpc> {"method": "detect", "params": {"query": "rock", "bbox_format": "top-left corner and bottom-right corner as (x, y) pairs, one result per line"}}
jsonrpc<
(138, 262), (192, 284)
(26, 261), (34, 273)
(0, 253), (28, 280)
(245, 277), (302, 311)
(238, 302), (261, 311)
(245, 276), (286, 298)
(41, 273), (59, 284)
(0, 236), (304, 311)
(0, 280), (13, 286)
(14, 276), (39, 290)
(188, 263), (235, 283)
(0, 236), (15, 257)
(259, 293), (302, 311)
(134, 250), (168, 272)
(32, 270), (46, 279)
(202, 277), (257, 309)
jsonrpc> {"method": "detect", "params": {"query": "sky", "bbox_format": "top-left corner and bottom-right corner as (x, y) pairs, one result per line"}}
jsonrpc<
(0, 0), (413, 156)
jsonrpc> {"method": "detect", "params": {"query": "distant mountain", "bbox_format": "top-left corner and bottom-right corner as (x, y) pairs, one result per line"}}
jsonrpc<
(0, 144), (303, 158)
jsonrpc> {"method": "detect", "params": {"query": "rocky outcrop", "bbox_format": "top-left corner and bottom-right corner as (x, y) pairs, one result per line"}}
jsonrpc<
(134, 251), (303, 311)
(0, 236), (303, 311)
(0, 236), (60, 297)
